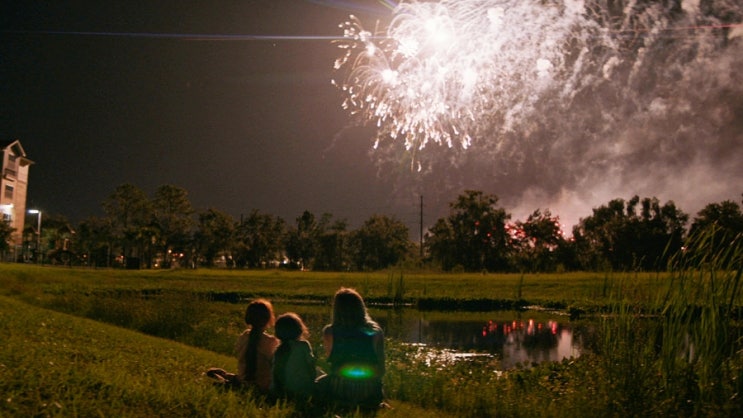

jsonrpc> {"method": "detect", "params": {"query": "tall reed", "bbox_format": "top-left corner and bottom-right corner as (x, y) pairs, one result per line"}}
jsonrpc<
(655, 227), (742, 414)
(591, 227), (743, 416)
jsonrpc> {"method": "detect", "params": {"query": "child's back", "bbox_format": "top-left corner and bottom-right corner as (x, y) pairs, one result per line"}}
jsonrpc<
(273, 339), (317, 398)
(236, 328), (279, 391)
(272, 312), (319, 400)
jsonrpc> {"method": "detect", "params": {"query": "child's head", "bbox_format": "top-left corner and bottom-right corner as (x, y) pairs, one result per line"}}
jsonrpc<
(331, 287), (372, 328)
(244, 299), (275, 330)
(275, 312), (309, 342)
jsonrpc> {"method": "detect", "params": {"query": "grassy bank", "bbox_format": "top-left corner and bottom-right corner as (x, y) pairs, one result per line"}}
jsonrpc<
(0, 295), (454, 418)
(0, 295), (279, 417)
(2, 256), (742, 417)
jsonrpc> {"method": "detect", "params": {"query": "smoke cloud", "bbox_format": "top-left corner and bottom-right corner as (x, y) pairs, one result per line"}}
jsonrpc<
(349, 0), (743, 232)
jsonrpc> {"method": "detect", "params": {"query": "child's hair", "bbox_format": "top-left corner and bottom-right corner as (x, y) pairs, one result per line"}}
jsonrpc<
(244, 299), (275, 382)
(275, 312), (309, 342)
(331, 287), (378, 329)
(273, 312), (310, 394)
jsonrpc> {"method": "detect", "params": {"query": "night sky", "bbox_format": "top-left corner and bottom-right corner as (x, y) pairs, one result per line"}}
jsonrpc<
(3, 1), (742, 237)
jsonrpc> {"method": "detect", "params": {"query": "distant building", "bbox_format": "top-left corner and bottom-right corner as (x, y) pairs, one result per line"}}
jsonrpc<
(1, 139), (34, 248)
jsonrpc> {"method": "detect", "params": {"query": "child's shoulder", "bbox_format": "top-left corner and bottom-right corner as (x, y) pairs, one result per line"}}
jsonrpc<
(289, 339), (312, 350)
(263, 332), (280, 344)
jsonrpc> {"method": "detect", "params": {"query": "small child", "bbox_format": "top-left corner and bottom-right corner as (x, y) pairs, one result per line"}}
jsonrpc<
(271, 312), (320, 400)
(207, 299), (279, 392)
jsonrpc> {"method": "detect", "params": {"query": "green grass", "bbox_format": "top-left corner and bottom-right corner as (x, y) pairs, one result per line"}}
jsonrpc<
(2, 248), (742, 417)
(0, 295), (269, 417)
(0, 295), (455, 418)
(0, 263), (677, 312)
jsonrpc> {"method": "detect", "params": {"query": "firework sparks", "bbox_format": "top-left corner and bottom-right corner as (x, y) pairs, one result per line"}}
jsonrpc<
(329, 0), (743, 236)
(332, 0), (743, 169)
(332, 0), (606, 156)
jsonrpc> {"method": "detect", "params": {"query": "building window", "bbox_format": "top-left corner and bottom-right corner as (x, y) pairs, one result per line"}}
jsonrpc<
(4, 185), (13, 199)
(6, 155), (17, 174)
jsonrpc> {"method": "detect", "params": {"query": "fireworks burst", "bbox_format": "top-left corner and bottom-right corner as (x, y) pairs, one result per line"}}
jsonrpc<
(332, 0), (607, 158)
(332, 0), (743, 169)
(330, 0), (743, 235)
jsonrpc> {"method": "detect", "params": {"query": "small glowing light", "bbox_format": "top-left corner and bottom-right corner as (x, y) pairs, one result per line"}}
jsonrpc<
(427, 18), (451, 48)
(397, 37), (419, 57)
(381, 69), (398, 85)
(462, 68), (477, 86)
(487, 7), (504, 29)
(339, 364), (376, 380)
(536, 58), (553, 77)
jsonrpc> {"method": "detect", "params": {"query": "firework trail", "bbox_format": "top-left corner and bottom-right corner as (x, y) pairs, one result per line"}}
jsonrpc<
(332, 0), (743, 228)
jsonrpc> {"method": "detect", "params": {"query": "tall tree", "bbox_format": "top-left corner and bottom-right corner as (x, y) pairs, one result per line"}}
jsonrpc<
(632, 197), (687, 270)
(76, 216), (113, 267)
(193, 208), (235, 268)
(233, 210), (286, 268)
(152, 185), (194, 267)
(348, 214), (410, 271)
(572, 196), (688, 271)
(314, 218), (349, 271)
(285, 211), (322, 270)
(510, 209), (565, 272)
(0, 219), (14, 253)
(427, 190), (511, 272)
(425, 218), (457, 270)
(102, 183), (152, 267)
(688, 199), (743, 266)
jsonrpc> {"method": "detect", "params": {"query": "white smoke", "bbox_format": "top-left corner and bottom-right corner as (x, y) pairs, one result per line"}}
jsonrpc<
(335, 0), (743, 231)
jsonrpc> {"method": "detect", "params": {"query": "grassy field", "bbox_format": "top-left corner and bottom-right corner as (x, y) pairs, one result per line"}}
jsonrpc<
(0, 263), (670, 311)
(2, 262), (742, 417)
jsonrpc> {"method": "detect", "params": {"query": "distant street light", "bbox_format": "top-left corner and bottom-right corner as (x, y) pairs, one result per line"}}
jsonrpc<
(28, 209), (42, 262)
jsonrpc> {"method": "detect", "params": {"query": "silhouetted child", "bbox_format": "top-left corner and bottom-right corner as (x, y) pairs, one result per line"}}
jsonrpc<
(271, 312), (321, 400)
(207, 299), (279, 392)
(317, 287), (386, 410)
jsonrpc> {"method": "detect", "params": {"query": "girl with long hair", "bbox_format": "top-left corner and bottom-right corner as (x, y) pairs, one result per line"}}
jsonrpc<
(207, 299), (279, 392)
(319, 287), (386, 409)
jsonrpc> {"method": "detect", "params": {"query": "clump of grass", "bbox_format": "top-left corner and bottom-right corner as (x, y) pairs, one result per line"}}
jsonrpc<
(41, 290), (213, 342)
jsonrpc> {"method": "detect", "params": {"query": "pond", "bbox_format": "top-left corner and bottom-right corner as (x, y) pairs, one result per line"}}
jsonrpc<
(274, 302), (585, 370)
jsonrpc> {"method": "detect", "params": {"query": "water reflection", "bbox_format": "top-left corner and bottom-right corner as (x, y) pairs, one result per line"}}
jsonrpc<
(275, 303), (582, 370)
(376, 310), (581, 369)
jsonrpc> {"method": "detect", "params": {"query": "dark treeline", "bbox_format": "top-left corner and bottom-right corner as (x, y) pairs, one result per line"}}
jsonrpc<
(4, 184), (742, 272)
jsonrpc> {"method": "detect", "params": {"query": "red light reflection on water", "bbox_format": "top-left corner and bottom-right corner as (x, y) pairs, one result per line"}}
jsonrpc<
(482, 319), (559, 338)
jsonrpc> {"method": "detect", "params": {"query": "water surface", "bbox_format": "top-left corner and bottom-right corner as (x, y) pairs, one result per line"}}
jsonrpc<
(276, 303), (583, 369)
